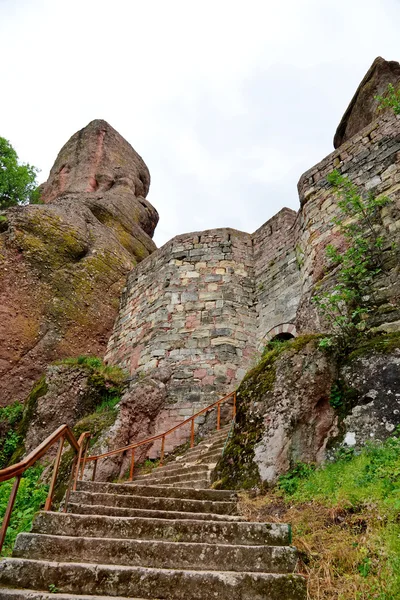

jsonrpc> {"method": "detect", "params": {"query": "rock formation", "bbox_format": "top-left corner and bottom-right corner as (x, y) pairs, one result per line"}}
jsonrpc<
(0, 120), (158, 405)
(334, 56), (400, 148)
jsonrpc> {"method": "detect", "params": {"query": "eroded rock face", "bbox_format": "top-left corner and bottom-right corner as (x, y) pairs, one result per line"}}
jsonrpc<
(334, 56), (400, 148)
(216, 335), (400, 488)
(252, 342), (338, 484)
(0, 120), (158, 405)
(335, 350), (400, 452)
(87, 369), (171, 481)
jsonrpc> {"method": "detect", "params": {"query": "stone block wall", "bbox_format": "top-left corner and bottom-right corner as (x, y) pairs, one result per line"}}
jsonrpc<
(295, 112), (400, 332)
(252, 208), (301, 349)
(105, 228), (258, 410)
(106, 111), (400, 456)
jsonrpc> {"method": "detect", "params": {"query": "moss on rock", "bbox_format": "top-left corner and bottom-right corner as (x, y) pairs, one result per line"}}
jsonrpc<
(214, 335), (329, 490)
(347, 331), (400, 361)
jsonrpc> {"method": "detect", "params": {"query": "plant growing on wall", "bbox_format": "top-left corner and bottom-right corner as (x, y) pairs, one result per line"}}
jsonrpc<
(312, 170), (395, 352)
(376, 83), (400, 115)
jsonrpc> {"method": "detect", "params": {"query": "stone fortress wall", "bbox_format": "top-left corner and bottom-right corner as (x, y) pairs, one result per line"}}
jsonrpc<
(105, 110), (400, 451)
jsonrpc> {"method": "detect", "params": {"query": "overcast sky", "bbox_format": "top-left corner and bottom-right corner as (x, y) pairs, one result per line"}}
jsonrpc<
(1, 0), (400, 246)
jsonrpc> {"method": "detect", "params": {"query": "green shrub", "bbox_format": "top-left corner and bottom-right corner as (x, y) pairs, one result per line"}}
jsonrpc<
(376, 83), (400, 115)
(0, 465), (48, 556)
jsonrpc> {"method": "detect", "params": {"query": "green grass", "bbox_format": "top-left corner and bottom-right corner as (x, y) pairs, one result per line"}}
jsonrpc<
(274, 432), (400, 599)
(58, 355), (127, 386)
(0, 465), (48, 556)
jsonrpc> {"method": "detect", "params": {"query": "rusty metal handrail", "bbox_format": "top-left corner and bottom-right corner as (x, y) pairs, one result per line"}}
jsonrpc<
(0, 424), (90, 554)
(85, 390), (237, 481)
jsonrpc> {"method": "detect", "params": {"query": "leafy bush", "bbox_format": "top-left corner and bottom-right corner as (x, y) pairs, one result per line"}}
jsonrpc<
(278, 462), (316, 494)
(59, 355), (127, 387)
(0, 465), (48, 556)
(0, 137), (40, 209)
(0, 401), (24, 469)
(313, 170), (395, 355)
(272, 431), (400, 598)
(376, 83), (400, 115)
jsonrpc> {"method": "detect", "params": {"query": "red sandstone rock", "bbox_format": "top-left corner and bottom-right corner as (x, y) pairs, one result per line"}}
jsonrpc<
(0, 120), (158, 405)
(334, 56), (400, 148)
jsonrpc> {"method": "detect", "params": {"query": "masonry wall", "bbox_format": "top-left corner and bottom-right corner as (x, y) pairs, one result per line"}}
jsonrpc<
(105, 228), (261, 451)
(252, 209), (300, 349)
(106, 112), (400, 456)
(295, 112), (400, 332)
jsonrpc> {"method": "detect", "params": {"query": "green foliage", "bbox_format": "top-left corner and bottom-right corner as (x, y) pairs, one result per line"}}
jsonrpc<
(0, 465), (48, 556)
(313, 170), (395, 354)
(275, 431), (400, 598)
(330, 383), (343, 409)
(278, 462), (316, 494)
(48, 584), (59, 594)
(59, 355), (127, 387)
(0, 401), (24, 469)
(0, 137), (40, 209)
(376, 83), (400, 115)
(95, 394), (121, 413)
(278, 429), (400, 512)
(0, 401), (23, 427)
(328, 380), (359, 415)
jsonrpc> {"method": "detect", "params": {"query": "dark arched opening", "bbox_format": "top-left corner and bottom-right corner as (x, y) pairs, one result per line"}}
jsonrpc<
(271, 332), (295, 342)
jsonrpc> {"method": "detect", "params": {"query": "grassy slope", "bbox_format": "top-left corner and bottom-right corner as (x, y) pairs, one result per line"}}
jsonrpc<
(240, 433), (400, 599)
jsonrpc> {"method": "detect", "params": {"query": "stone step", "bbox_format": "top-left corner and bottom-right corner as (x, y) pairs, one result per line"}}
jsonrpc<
(188, 450), (223, 464)
(182, 440), (226, 458)
(69, 490), (238, 515)
(0, 590), (147, 600)
(67, 503), (244, 522)
(33, 512), (290, 546)
(144, 479), (210, 490)
(14, 533), (298, 574)
(0, 558), (307, 599)
(77, 480), (235, 502)
(133, 464), (210, 482)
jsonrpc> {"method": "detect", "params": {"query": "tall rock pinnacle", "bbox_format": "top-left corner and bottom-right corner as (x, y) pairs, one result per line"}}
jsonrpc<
(0, 120), (158, 404)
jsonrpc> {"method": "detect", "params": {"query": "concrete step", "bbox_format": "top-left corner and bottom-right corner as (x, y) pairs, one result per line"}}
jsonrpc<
(0, 558), (307, 599)
(182, 440), (226, 458)
(132, 478), (210, 489)
(185, 451), (223, 465)
(69, 490), (238, 515)
(67, 503), (244, 522)
(33, 512), (290, 546)
(13, 533), (298, 573)
(0, 590), (147, 600)
(76, 480), (235, 502)
(133, 464), (210, 482)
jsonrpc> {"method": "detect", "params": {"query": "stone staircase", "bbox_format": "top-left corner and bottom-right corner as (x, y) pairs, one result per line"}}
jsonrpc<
(0, 425), (306, 599)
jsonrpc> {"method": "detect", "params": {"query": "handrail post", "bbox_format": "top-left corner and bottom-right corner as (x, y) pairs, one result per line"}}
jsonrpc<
(44, 435), (65, 511)
(79, 437), (90, 481)
(73, 438), (86, 492)
(233, 391), (237, 419)
(92, 458), (98, 482)
(190, 418), (195, 448)
(217, 402), (221, 430)
(63, 454), (78, 513)
(0, 474), (21, 554)
(129, 448), (135, 481)
(160, 435), (165, 466)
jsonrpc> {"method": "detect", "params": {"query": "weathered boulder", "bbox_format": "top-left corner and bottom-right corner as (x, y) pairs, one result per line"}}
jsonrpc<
(334, 56), (400, 148)
(332, 339), (400, 453)
(0, 120), (158, 405)
(215, 333), (400, 488)
(88, 370), (171, 481)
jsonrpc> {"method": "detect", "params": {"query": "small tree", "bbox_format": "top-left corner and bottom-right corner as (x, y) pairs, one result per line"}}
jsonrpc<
(312, 170), (394, 352)
(0, 137), (40, 209)
(375, 83), (400, 115)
